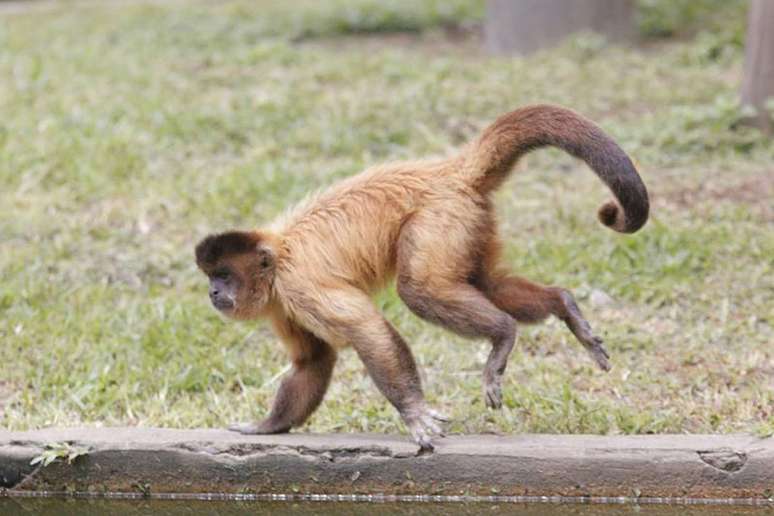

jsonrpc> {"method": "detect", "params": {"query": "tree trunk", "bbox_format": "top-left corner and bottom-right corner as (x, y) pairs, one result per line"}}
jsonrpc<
(741, 0), (774, 134)
(485, 0), (635, 55)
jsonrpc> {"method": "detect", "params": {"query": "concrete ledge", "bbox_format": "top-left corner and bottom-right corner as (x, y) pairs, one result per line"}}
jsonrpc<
(2, 428), (773, 499)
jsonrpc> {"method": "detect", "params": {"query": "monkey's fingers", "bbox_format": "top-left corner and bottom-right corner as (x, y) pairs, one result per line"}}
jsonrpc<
(409, 423), (435, 452)
(420, 413), (445, 437)
(228, 422), (259, 433)
(428, 408), (450, 423)
(228, 420), (288, 435)
(406, 406), (449, 451)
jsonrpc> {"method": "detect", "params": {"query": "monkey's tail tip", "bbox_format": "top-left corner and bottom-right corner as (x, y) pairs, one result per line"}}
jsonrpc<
(597, 200), (648, 234)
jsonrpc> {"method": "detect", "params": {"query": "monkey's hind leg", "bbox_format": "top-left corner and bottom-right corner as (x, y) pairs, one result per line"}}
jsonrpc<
(397, 278), (517, 410)
(396, 209), (518, 410)
(485, 274), (611, 371)
(229, 325), (337, 435)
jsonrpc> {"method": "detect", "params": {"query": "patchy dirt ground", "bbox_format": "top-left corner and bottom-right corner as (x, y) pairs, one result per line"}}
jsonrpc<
(658, 170), (774, 222)
(298, 24), (484, 57)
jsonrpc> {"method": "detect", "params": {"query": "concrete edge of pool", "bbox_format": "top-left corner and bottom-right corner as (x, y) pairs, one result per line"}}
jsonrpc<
(1, 428), (773, 501)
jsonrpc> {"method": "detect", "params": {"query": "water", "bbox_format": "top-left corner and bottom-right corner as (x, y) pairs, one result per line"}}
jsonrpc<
(2, 494), (772, 516)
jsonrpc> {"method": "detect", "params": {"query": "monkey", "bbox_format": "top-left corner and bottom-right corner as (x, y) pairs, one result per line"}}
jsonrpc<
(195, 104), (649, 450)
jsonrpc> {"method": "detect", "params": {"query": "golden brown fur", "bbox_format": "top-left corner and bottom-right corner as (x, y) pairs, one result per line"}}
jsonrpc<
(195, 104), (649, 450)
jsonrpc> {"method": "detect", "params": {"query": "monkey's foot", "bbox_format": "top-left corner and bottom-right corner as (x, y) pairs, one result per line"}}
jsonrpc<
(484, 374), (503, 409)
(583, 336), (611, 371)
(558, 290), (612, 372)
(227, 420), (290, 435)
(402, 405), (449, 452)
(571, 319), (611, 371)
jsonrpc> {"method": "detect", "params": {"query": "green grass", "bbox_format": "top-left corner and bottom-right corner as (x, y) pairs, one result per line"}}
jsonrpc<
(1, 1), (772, 438)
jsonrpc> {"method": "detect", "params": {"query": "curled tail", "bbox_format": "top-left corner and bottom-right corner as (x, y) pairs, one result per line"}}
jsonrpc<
(465, 104), (649, 233)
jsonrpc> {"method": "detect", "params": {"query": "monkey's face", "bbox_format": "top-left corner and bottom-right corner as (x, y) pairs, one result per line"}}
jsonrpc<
(195, 231), (276, 320)
(208, 267), (239, 313)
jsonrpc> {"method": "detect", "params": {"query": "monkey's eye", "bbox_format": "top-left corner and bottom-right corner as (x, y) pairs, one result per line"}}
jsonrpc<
(212, 268), (231, 280)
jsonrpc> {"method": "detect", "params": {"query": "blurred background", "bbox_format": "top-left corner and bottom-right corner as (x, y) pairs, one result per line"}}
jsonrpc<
(0, 0), (772, 438)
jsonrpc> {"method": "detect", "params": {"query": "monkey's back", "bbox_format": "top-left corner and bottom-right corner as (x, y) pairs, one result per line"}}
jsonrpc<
(271, 159), (465, 291)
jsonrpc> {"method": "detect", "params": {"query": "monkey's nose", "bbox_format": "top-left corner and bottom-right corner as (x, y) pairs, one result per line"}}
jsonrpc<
(209, 288), (219, 298)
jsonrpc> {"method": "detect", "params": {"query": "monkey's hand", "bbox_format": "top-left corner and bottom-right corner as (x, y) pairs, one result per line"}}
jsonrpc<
(401, 404), (450, 452)
(227, 420), (290, 435)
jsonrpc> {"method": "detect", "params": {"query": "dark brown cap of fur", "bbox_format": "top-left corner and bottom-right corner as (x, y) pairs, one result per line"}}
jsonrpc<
(195, 231), (257, 269)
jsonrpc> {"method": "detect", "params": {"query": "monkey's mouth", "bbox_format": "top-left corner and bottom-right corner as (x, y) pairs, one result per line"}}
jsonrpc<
(212, 298), (235, 311)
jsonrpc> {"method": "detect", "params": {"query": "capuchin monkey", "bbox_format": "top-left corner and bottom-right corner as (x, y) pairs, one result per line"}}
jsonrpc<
(195, 105), (649, 450)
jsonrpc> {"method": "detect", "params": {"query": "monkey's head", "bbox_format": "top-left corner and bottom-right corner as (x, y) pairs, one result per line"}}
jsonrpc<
(195, 230), (276, 320)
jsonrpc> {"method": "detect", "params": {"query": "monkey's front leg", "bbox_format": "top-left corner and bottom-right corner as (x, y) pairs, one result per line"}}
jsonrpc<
(229, 327), (336, 434)
(352, 320), (449, 451)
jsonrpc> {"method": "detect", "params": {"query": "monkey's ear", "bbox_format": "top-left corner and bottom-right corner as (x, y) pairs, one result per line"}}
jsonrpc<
(256, 243), (275, 273)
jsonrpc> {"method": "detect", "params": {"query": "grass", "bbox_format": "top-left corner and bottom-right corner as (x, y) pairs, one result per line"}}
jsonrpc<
(0, 0), (772, 439)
